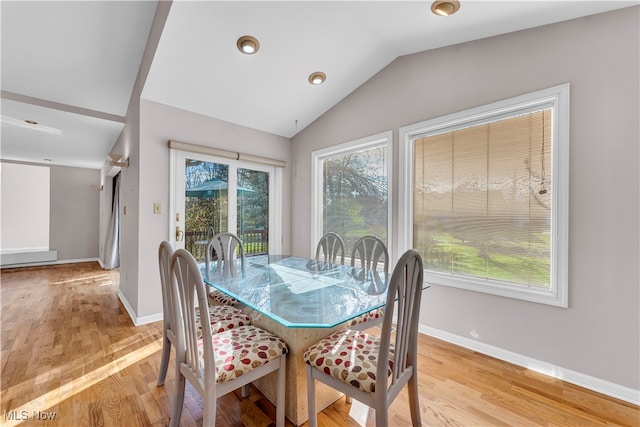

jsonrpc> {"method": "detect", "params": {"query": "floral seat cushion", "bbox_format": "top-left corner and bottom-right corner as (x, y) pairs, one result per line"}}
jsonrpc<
(194, 304), (251, 338)
(347, 307), (384, 327)
(208, 288), (239, 306)
(303, 329), (394, 393)
(197, 325), (288, 383)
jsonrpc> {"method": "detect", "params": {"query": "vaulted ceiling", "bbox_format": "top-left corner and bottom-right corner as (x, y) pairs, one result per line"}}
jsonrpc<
(2, 1), (636, 169)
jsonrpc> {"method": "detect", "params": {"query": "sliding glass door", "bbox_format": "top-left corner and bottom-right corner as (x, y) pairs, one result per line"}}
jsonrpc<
(171, 150), (280, 260)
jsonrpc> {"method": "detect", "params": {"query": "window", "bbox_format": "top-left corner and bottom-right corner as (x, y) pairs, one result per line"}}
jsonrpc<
(399, 84), (569, 307)
(311, 131), (392, 258)
(171, 148), (283, 259)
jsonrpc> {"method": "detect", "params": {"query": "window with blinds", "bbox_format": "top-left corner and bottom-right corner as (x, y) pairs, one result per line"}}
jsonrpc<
(414, 109), (552, 287)
(399, 84), (569, 306)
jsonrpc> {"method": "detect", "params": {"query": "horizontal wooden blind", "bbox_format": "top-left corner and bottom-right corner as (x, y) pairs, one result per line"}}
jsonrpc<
(413, 109), (552, 287)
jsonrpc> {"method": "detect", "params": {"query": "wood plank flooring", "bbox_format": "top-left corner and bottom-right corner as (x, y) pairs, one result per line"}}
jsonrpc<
(1, 262), (638, 426)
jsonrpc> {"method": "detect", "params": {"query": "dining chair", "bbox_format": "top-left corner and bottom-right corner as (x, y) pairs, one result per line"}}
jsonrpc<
(206, 232), (245, 306)
(156, 241), (252, 387)
(304, 249), (424, 427)
(169, 248), (288, 427)
(315, 232), (345, 264)
(348, 235), (389, 331)
(350, 235), (389, 273)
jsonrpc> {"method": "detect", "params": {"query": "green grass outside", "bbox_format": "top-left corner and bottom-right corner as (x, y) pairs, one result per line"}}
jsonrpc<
(422, 231), (550, 287)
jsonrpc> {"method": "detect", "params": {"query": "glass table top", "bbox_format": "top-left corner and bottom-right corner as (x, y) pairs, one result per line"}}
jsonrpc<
(201, 255), (390, 328)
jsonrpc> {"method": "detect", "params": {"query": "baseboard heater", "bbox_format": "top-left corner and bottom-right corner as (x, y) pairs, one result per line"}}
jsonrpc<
(0, 250), (58, 267)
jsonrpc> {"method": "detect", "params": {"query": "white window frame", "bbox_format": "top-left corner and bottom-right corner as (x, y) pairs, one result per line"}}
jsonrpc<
(311, 131), (393, 260)
(399, 84), (569, 307)
(169, 148), (283, 254)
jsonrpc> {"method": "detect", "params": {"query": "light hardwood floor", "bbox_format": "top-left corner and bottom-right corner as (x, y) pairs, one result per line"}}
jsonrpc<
(1, 262), (637, 426)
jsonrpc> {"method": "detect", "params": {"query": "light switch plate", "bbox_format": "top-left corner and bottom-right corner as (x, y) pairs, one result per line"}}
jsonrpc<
(153, 203), (161, 214)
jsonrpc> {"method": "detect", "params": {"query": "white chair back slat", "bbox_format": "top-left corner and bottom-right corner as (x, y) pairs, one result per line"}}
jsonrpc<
(315, 232), (345, 264)
(350, 235), (389, 274)
(382, 251), (423, 388)
(206, 232), (246, 277)
(171, 249), (215, 386)
(157, 240), (175, 386)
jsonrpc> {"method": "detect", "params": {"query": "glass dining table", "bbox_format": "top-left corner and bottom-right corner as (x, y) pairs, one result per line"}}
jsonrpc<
(201, 254), (390, 426)
(203, 254), (389, 327)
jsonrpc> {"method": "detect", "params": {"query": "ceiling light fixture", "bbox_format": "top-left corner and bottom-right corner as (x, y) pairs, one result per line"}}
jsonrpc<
(237, 35), (260, 55)
(308, 72), (326, 85)
(431, 0), (460, 16)
(1, 115), (62, 134)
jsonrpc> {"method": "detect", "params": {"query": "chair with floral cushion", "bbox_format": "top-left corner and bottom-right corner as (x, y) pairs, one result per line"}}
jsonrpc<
(205, 232), (245, 306)
(347, 235), (389, 331)
(315, 232), (345, 265)
(304, 249), (424, 427)
(304, 249), (423, 427)
(170, 248), (288, 427)
(156, 241), (251, 387)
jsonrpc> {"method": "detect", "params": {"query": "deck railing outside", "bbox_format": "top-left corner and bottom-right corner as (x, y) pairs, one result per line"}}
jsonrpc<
(185, 229), (269, 261)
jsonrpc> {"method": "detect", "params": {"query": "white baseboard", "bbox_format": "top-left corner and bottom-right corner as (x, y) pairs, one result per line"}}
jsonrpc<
(420, 325), (640, 406)
(117, 290), (163, 326)
(136, 311), (163, 325)
(0, 257), (99, 269)
(117, 290), (138, 325)
(0, 250), (57, 266)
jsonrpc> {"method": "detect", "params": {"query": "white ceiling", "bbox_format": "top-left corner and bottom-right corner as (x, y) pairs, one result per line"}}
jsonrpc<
(2, 1), (637, 169)
(1, 0), (157, 169)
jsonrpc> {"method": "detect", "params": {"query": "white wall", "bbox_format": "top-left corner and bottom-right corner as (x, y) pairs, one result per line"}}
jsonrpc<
(291, 8), (639, 393)
(0, 162), (49, 252)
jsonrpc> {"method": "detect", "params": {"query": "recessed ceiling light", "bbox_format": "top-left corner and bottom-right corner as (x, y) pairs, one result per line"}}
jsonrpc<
(1, 115), (62, 134)
(308, 72), (326, 85)
(237, 35), (260, 55)
(431, 0), (460, 16)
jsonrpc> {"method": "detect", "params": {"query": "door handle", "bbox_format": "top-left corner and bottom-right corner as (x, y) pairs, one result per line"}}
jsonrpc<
(176, 226), (184, 242)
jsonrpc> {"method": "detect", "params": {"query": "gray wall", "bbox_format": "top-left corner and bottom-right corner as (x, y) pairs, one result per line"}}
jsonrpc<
(103, 1), (172, 321)
(0, 160), (100, 262)
(50, 165), (100, 260)
(132, 99), (292, 320)
(291, 8), (639, 391)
